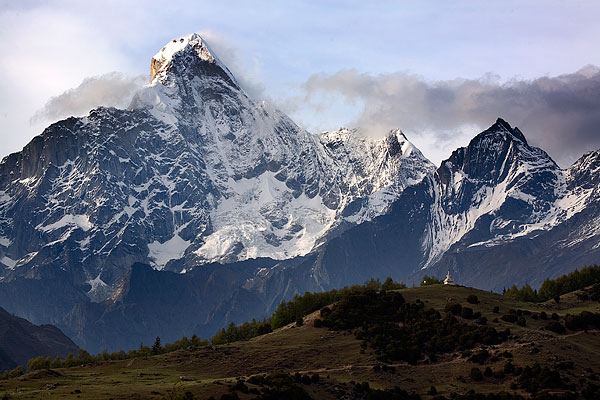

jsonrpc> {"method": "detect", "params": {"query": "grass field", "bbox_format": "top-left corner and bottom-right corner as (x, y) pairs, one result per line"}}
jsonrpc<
(2, 284), (599, 399)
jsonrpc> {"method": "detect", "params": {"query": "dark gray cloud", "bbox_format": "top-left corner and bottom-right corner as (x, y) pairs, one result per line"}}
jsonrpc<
(298, 66), (600, 167)
(31, 72), (147, 124)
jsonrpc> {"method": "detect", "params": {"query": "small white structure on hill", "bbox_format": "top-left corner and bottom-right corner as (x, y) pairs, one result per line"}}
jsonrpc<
(444, 269), (456, 286)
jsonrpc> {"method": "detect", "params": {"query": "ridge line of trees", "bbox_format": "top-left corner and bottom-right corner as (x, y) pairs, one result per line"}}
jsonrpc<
(504, 265), (600, 302)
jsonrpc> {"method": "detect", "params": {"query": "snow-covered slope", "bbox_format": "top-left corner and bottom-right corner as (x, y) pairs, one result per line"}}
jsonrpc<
(0, 33), (433, 300)
(256, 119), (600, 296)
(422, 119), (564, 267)
(423, 119), (600, 269)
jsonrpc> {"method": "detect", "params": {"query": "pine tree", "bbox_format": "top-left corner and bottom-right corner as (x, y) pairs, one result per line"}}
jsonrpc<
(152, 336), (162, 355)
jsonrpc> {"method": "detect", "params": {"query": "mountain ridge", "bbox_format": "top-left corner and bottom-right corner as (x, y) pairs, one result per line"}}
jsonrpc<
(0, 306), (78, 371)
(0, 33), (599, 352)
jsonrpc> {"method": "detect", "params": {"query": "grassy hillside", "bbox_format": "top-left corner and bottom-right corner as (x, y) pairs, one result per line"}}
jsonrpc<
(2, 284), (600, 399)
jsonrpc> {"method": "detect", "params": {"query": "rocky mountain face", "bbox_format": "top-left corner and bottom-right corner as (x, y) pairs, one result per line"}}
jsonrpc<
(271, 119), (600, 293)
(0, 307), (78, 371)
(0, 33), (598, 352)
(0, 34), (433, 351)
(0, 33), (432, 296)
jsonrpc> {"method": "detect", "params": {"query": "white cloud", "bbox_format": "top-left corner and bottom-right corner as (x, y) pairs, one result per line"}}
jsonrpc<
(0, 4), (137, 157)
(31, 73), (147, 123)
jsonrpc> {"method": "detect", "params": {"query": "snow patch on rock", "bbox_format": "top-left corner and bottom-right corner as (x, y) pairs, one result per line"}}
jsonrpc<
(38, 214), (92, 232)
(148, 234), (191, 269)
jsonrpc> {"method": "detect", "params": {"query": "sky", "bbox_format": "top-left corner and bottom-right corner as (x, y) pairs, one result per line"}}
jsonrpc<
(1, 0), (600, 166)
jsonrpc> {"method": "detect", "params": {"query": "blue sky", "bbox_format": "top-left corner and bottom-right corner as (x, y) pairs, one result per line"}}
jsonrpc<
(1, 0), (600, 165)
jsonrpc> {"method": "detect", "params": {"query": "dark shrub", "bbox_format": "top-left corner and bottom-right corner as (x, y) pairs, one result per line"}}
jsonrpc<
(445, 303), (462, 315)
(583, 381), (599, 399)
(517, 318), (527, 327)
(461, 307), (474, 319)
(468, 350), (489, 365)
(313, 319), (323, 328)
(551, 312), (559, 320)
(544, 321), (566, 334)
(564, 311), (600, 331)
(516, 362), (571, 394)
(492, 306), (500, 313)
(467, 295), (479, 304)
(484, 367), (493, 377)
(300, 374), (311, 385)
(555, 361), (574, 370)
(501, 314), (518, 323)
(540, 311), (548, 320)
(230, 380), (248, 393)
(470, 367), (483, 381)
(319, 307), (332, 318)
(295, 316), (304, 327)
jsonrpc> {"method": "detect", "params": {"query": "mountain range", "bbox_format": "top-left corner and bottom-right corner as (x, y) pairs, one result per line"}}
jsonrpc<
(0, 33), (598, 352)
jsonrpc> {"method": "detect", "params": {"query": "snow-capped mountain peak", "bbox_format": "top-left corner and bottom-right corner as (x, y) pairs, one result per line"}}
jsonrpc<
(0, 34), (435, 302)
(149, 33), (236, 84)
(421, 118), (565, 267)
(489, 118), (527, 143)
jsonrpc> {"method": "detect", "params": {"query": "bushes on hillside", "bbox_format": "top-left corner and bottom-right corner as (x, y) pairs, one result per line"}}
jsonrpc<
(504, 283), (539, 302)
(505, 265), (600, 302)
(27, 356), (51, 371)
(445, 303), (462, 315)
(461, 307), (474, 319)
(10, 334), (211, 375)
(544, 321), (566, 334)
(467, 295), (479, 304)
(211, 319), (272, 345)
(421, 275), (442, 286)
(501, 314), (518, 323)
(0, 366), (23, 379)
(470, 367), (483, 381)
(577, 283), (600, 301)
(318, 290), (509, 364)
(564, 311), (600, 331)
(270, 278), (405, 330)
(516, 363), (575, 394)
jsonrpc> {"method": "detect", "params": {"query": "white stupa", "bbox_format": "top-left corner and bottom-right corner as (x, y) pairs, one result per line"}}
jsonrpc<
(444, 269), (456, 285)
